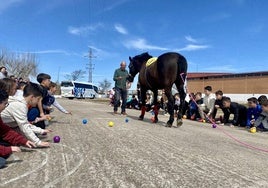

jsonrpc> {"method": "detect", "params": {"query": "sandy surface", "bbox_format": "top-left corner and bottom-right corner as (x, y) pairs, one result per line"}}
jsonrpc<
(1, 98), (268, 188)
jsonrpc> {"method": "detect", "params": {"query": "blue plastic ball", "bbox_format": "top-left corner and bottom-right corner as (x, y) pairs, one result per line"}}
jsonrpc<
(82, 119), (88, 124)
(125, 118), (129, 123)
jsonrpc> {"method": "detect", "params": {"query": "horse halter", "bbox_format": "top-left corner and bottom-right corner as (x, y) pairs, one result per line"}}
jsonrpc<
(128, 61), (138, 79)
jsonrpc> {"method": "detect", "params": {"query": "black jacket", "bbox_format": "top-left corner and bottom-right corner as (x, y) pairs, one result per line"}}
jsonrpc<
(222, 102), (247, 126)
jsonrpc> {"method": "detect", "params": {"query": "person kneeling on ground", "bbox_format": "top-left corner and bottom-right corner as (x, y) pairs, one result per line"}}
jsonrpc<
(246, 97), (262, 129)
(222, 97), (247, 127)
(1, 83), (51, 147)
(252, 99), (268, 131)
(0, 89), (36, 169)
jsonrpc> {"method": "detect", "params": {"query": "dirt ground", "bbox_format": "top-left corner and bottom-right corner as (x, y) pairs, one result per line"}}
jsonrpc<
(1, 98), (268, 188)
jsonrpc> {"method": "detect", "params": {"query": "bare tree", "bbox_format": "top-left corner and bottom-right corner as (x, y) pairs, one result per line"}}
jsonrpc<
(98, 79), (111, 93)
(0, 49), (38, 78)
(64, 69), (86, 81)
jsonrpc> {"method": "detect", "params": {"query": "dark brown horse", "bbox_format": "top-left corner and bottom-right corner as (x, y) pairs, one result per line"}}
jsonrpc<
(128, 52), (188, 127)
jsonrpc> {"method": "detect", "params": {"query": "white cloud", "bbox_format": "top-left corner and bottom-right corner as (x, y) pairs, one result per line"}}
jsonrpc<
(124, 38), (168, 51)
(185, 35), (198, 43)
(31, 50), (70, 55)
(114, 24), (128, 35)
(20, 49), (82, 57)
(100, 0), (131, 12)
(86, 45), (119, 60)
(68, 23), (104, 36)
(0, 0), (23, 14)
(175, 44), (210, 52)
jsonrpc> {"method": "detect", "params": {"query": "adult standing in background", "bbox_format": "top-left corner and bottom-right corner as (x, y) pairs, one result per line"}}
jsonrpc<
(113, 61), (129, 115)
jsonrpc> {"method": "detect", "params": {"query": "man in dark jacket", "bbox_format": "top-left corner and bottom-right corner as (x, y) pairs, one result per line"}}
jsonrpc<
(222, 97), (247, 127)
(113, 61), (129, 115)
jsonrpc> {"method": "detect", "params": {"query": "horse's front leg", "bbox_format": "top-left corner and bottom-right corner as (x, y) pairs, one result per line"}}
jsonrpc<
(151, 90), (159, 123)
(139, 88), (147, 120)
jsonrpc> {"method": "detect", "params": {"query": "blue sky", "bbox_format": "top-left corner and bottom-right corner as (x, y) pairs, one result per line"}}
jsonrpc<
(0, 0), (268, 89)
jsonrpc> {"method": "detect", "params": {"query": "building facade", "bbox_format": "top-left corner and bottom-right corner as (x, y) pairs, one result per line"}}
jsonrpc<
(187, 71), (268, 94)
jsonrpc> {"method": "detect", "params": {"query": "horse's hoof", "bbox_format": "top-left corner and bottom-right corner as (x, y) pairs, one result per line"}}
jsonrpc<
(165, 122), (172, 127)
(177, 119), (183, 126)
(139, 115), (144, 120)
(154, 117), (158, 123)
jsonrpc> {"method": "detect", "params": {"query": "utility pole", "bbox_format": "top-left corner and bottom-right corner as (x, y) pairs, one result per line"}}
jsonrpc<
(85, 48), (96, 83)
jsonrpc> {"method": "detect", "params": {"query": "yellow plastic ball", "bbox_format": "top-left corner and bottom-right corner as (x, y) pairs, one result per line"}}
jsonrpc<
(202, 120), (206, 123)
(108, 121), (114, 127)
(250, 127), (256, 133)
(183, 115), (187, 119)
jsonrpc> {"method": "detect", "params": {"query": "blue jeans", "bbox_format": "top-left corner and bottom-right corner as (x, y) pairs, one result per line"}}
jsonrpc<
(113, 87), (127, 113)
(27, 107), (40, 122)
(0, 157), (6, 169)
(27, 107), (46, 129)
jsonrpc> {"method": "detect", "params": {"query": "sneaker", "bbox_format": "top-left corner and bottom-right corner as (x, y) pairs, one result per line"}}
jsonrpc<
(121, 112), (127, 115)
(113, 111), (118, 115)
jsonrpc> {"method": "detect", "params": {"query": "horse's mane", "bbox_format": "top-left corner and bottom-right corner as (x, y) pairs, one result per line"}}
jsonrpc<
(133, 52), (152, 63)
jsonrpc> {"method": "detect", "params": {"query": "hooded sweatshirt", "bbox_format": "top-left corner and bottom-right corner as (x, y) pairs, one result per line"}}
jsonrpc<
(1, 96), (45, 145)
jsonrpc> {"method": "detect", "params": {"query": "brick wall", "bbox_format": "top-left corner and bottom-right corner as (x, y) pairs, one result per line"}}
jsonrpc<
(187, 75), (268, 94)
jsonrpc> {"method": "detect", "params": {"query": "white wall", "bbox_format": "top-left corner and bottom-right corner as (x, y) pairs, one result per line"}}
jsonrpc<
(223, 94), (267, 103)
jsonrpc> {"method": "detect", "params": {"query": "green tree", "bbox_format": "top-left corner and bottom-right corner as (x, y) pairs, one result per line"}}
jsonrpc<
(98, 79), (111, 93)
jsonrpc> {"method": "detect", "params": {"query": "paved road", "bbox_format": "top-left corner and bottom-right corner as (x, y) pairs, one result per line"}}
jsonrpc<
(1, 99), (268, 188)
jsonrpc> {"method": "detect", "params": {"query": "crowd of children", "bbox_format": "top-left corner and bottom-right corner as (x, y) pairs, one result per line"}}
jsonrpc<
(0, 70), (71, 169)
(183, 85), (268, 131)
(109, 82), (268, 132)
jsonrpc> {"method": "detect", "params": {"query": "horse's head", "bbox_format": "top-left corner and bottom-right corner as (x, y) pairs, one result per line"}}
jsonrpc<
(128, 52), (152, 82)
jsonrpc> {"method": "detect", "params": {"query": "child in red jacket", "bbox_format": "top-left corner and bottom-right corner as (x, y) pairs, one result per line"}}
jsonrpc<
(0, 89), (35, 169)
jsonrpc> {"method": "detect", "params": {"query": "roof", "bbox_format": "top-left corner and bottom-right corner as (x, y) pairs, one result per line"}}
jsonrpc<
(187, 71), (268, 79)
(187, 72), (230, 79)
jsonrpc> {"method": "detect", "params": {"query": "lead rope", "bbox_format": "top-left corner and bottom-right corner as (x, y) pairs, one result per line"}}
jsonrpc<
(180, 73), (268, 153)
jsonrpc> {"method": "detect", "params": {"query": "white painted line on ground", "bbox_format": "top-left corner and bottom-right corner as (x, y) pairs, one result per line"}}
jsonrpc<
(43, 144), (84, 188)
(1, 149), (48, 185)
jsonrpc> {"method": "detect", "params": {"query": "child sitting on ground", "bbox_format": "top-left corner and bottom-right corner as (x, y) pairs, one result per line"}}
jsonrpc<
(1, 82), (51, 147)
(193, 92), (203, 120)
(0, 89), (36, 169)
(174, 93), (180, 116)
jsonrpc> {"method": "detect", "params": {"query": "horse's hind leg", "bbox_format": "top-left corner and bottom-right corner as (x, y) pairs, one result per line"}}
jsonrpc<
(164, 89), (174, 127)
(175, 75), (187, 126)
(151, 90), (159, 123)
